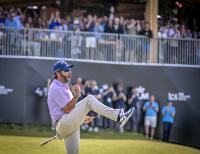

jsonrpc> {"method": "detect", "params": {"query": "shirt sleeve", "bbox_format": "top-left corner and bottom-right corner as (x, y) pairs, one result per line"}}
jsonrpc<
(54, 88), (71, 108)
(143, 102), (148, 109)
(162, 107), (165, 114)
(154, 102), (159, 111)
(172, 107), (176, 114)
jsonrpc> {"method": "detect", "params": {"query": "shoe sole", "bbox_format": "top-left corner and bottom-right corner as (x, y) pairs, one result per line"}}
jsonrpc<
(120, 108), (134, 128)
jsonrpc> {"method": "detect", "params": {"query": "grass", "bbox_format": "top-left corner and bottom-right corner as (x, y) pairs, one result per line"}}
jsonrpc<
(0, 124), (200, 154)
(0, 124), (145, 140)
(0, 135), (200, 154)
(0, 124), (55, 137)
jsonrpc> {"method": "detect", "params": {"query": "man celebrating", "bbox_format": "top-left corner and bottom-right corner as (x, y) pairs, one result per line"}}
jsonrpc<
(47, 60), (134, 154)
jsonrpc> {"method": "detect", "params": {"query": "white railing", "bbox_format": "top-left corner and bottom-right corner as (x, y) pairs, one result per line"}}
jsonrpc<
(0, 27), (200, 65)
(0, 27), (151, 63)
(157, 37), (200, 65)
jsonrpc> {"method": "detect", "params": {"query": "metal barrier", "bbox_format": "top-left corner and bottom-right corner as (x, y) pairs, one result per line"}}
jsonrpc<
(157, 37), (200, 65)
(0, 27), (150, 63)
(0, 27), (200, 65)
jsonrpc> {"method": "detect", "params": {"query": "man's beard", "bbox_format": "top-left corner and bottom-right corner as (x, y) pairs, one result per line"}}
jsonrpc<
(60, 74), (71, 83)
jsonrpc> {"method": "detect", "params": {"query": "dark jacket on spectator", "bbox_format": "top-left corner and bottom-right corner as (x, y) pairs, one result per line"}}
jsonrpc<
(104, 24), (113, 33)
(112, 25), (124, 34)
(139, 30), (153, 38)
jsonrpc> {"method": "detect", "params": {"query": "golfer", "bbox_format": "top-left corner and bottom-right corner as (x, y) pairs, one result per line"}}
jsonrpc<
(47, 60), (134, 154)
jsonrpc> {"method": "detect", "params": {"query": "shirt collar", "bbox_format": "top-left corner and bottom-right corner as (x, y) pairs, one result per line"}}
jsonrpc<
(54, 79), (69, 87)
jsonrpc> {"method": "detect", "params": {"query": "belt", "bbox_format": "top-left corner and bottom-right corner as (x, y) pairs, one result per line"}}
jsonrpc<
(54, 115), (63, 127)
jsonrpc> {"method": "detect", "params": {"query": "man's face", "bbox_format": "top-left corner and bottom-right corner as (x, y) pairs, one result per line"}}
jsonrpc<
(168, 102), (172, 106)
(145, 23), (150, 30)
(10, 13), (15, 20)
(57, 69), (72, 83)
(150, 96), (155, 102)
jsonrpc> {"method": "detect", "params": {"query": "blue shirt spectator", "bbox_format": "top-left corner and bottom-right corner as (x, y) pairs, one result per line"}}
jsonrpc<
(49, 21), (60, 29)
(93, 23), (104, 33)
(14, 15), (24, 29)
(0, 13), (5, 25)
(162, 101), (176, 142)
(93, 21), (104, 39)
(143, 101), (159, 116)
(162, 105), (176, 123)
(48, 12), (61, 30)
(5, 13), (18, 28)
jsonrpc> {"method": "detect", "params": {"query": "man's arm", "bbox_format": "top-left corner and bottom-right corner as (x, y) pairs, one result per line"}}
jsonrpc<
(143, 102), (147, 111)
(169, 108), (176, 117)
(62, 84), (81, 113)
(152, 103), (159, 112)
(62, 96), (79, 113)
(128, 94), (135, 105)
(162, 107), (167, 116)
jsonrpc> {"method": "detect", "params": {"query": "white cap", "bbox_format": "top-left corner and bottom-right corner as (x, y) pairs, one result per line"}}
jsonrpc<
(73, 19), (79, 25)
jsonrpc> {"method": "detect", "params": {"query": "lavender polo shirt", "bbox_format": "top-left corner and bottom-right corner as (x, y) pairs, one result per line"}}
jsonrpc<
(47, 79), (73, 125)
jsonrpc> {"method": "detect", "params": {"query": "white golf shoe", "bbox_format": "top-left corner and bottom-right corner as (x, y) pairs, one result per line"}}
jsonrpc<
(118, 107), (135, 128)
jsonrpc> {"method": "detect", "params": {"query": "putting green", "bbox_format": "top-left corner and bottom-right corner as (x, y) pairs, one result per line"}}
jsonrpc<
(0, 135), (199, 154)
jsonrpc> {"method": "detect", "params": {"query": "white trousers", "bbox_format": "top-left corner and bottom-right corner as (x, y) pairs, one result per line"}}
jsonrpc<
(56, 95), (120, 154)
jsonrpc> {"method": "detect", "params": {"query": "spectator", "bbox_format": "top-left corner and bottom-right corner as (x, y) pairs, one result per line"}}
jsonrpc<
(186, 29), (193, 38)
(139, 21), (153, 62)
(109, 6), (115, 21)
(93, 19), (104, 40)
(73, 18), (81, 32)
(113, 83), (126, 132)
(143, 95), (159, 139)
(140, 20), (145, 31)
(113, 17), (124, 34)
(70, 18), (83, 58)
(167, 23), (180, 38)
(14, 8), (25, 29)
(192, 31), (198, 39)
(35, 17), (47, 29)
(58, 19), (68, 31)
(75, 77), (88, 101)
(104, 19), (113, 33)
(127, 87), (139, 131)
(162, 101), (176, 142)
(101, 15), (108, 29)
(180, 24), (187, 38)
(93, 19), (104, 33)
(101, 84), (116, 129)
(0, 11), (5, 26)
(126, 19), (136, 35)
(113, 83), (126, 109)
(85, 14), (95, 32)
(158, 25), (168, 38)
(119, 16), (125, 31)
(139, 21), (153, 38)
(5, 12), (18, 28)
(48, 11), (61, 30)
(25, 16), (34, 28)
(86, 80), (101, 132)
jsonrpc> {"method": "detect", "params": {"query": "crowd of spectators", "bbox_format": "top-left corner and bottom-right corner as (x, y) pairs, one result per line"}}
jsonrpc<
(74, 77), (176, 142)
(158, 19), (200, 39)
(0, 6), (153, 38)
(0, 6), (199, 65)
(0, 6), (199, 39)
